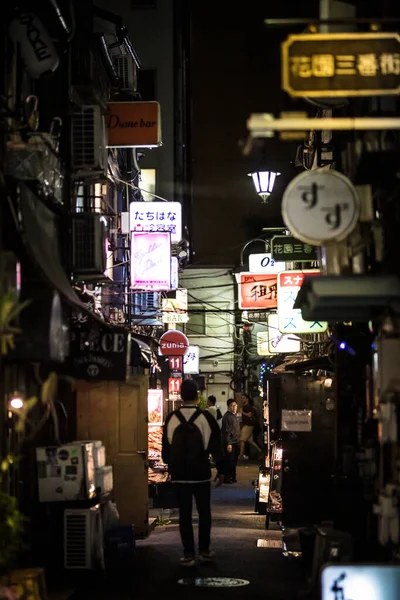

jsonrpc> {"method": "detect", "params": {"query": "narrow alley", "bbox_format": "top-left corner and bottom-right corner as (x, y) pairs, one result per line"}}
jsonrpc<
(68, 464), (305, 600)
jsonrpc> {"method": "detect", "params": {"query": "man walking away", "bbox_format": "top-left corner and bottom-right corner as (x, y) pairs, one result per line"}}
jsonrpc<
(221, 399), (240, 484)
(207, 395), (223, 428)
(162, 380), (224, 567)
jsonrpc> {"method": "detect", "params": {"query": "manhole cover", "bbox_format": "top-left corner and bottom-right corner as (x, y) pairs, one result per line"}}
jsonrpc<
(178, 577), (250, 588)
(257, 539), (282, 548)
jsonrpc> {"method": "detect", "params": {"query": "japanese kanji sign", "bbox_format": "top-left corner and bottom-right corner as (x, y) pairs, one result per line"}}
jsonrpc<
(271, 236), (318, 262)
(130, 201), (182, 243)
(277, 270), (328, 334)
(238, 273), (278, 310)
(282, 170), (360, 245)
(282, 32), (400, 97)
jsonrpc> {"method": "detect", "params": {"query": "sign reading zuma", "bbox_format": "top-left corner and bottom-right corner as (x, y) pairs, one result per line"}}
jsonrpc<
(68, 325), (128, 381)
(106, 101), (161, 148)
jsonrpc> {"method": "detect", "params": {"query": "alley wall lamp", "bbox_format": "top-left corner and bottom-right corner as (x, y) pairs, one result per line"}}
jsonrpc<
(248, 171), (281, 203)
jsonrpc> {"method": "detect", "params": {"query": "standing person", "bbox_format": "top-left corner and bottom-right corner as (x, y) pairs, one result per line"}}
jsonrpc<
(221, 399), (240, 484)
(239, 393), (263, 459)
(162, 379), (224, 567)
(207, 395), (223, 428)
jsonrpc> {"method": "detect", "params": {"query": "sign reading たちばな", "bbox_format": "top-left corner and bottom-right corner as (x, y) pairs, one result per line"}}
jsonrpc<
(130, 201), (182, 244)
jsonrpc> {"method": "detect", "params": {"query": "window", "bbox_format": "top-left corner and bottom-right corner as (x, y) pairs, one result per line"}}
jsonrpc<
(186, 306), (206, 336)
(137, 69), (156, 101)
(139, 168), (156, 202)
(207, 303), (231, 337)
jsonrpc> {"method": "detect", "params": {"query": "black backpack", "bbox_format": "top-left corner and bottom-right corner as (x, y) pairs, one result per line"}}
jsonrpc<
(169, 409), (207, 481)
(216, 408), (223, 421)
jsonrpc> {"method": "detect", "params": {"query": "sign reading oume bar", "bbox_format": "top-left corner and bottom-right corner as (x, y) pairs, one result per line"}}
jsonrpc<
(106, 101), (162, 148)
(68, 325), (128, 381)
(282, 32), (400, 98)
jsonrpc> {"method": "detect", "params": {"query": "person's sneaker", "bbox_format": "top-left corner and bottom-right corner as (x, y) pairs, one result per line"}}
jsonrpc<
(180, 556), (196, 567)
(199, 550), (216, 563)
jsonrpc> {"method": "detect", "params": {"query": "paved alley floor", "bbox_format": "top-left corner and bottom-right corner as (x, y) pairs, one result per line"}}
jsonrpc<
(69, 463), (306, 600)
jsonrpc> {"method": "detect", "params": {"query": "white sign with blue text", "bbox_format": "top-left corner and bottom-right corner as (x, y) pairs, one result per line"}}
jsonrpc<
(129, 201), (182, 243)
(183, 346), (200, 375)
(248, 253), (286, 274)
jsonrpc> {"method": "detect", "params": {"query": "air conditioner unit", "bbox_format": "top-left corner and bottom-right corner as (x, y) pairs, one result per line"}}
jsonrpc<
(71, 106), (108, 180)
(113, 54), (137, 93)
(64, 505), (105, 570)
(72, 213), (107, 280)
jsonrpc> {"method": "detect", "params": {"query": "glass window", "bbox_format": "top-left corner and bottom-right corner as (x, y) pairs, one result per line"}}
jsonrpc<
(186, 306), (206, 336)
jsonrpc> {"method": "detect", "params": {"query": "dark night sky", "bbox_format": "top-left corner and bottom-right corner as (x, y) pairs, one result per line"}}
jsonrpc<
(189, 1), (321, 265)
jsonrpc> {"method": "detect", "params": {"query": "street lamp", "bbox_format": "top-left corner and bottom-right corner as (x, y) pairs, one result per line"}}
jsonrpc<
(248, 171), (281, 203)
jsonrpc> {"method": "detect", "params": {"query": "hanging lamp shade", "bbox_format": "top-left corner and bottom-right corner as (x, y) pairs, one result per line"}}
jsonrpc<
(248, 171), (281, 202)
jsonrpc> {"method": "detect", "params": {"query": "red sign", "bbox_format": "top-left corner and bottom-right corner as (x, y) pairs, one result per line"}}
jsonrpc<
(238, 273), (278, 310)
(278, 270), (320, 287)
(169, 377), (182, 393)
(159, 330), (189, 356)
(168, 356), (183, 371)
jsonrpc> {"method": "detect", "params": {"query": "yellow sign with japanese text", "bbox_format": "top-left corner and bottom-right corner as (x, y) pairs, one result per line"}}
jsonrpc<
(282, 32), (400, 98)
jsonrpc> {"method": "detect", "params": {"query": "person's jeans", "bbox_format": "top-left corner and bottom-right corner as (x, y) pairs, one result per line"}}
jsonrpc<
(225, 443), (240, 481)
(175, 482), (212, 557)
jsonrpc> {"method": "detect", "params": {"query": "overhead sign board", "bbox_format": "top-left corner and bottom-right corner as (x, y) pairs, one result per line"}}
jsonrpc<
(278, 270), (328, 334)
(282, 32), (400, 98)
(130, 231), (171, 290)
(271, 236), (318, 262)
(282, 170), (360, 246)
(106, 101), (161, 148)
(130, 201), (182, 243)
(248, 253), (286, 273)
(238, 273), (278, 310)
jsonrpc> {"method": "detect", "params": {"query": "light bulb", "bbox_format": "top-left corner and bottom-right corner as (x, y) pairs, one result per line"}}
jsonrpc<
(10, 397), (24, 409)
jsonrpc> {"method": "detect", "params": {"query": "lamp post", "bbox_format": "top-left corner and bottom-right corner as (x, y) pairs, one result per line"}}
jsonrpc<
(248, 171), (281, 203)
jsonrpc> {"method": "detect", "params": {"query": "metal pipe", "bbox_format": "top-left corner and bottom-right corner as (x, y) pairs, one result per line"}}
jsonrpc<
(240, 238), (269, 266)
(248, 115), (400, 135)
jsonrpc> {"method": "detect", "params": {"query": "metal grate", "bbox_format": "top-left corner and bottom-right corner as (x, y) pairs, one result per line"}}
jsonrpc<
(65, 513), (89, 569)
(257, 538), (282, 548)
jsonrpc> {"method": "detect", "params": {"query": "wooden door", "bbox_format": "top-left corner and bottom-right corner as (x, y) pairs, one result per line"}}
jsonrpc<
(76, 376), (149, 537)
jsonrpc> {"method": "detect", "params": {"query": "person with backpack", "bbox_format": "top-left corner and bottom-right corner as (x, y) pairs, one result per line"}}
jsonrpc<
(207, 395), (223, 428)
(162, 379), (224, 567)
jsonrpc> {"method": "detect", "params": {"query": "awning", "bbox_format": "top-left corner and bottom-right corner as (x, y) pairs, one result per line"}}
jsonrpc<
(19, 183), (100, 319)
(131, 335), (153, 368)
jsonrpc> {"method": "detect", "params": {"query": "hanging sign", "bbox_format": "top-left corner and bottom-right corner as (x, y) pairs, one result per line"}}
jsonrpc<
(267, 313), (301, 354)
(106, 101), (161, 148)
(159, 330), (189, 356)
(183, 345), (200, 374)
(130, 201), (182, 243)
(148, 389), (163, 426)
(271, 236), (318, 262)
(248, 253), (286, 273)
(282, 32), (400, 98)
(278, 270), (328, 334)
(282, 170), (360, 245)
(130, 231), (171, 290)
(168, 356), (183, 372)
(238, 273), (278, 310)
(169, 377), (182, 394)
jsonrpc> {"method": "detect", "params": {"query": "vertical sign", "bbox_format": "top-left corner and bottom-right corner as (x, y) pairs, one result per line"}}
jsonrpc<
(169, 377), (182, 394)
(168, 356), (183, 372)
(277, 271), (328, 334)
(130, 231), (171, 290)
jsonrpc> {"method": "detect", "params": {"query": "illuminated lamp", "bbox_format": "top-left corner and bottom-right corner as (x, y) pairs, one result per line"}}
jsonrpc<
(248, 171), (281, 203)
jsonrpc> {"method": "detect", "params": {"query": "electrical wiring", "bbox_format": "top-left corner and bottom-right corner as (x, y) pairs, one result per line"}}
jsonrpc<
(113, 176), (169, 202)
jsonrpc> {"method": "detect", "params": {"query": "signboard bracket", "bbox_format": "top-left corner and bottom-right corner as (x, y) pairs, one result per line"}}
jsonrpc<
(264, 17), (400, 28)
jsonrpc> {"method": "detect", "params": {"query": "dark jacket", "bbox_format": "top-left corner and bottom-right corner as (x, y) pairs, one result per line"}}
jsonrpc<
(162, 406), (224, 482)
(222, 410), (241, 446)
